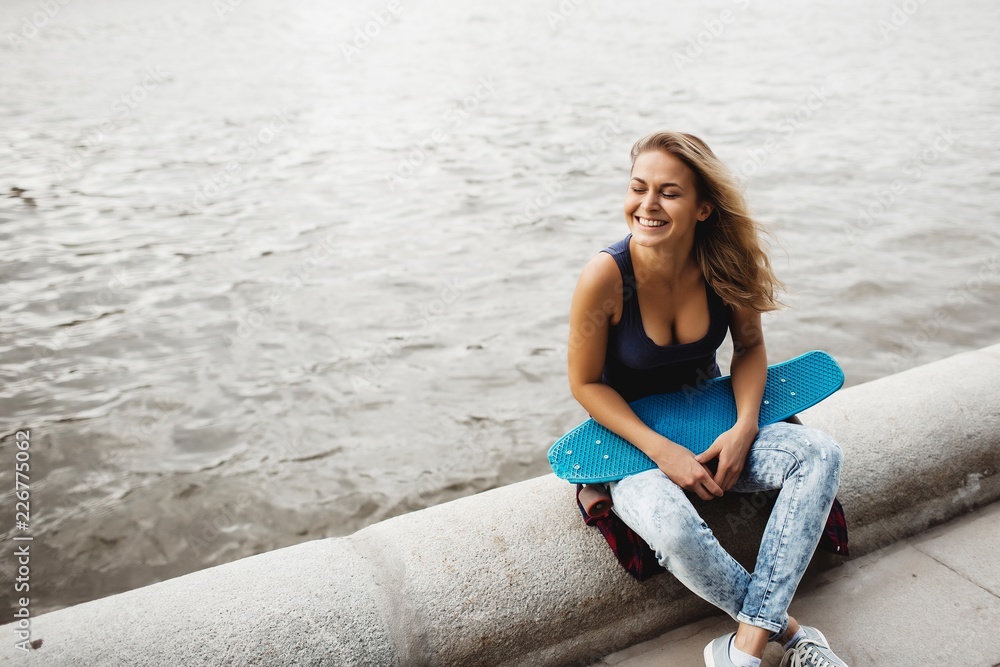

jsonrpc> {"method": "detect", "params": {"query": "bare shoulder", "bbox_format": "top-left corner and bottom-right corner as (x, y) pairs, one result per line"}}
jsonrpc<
(573, 251), (622, 318)
(576, 251), (621, 293)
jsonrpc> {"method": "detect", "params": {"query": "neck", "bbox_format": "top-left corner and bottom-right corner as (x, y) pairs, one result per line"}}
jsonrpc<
(629, 234), (699, 285)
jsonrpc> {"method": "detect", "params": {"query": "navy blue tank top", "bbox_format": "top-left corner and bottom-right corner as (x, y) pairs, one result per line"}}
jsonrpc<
(600, 235), (731, 403)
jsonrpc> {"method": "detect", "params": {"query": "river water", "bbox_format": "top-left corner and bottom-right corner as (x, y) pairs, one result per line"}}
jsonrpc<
(1, 0), (998, 614)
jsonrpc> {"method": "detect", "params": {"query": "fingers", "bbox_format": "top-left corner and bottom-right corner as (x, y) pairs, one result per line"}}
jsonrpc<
(695, 442), (721, 464)
(715, 461), (743, 491)
(693, 471), (724, 499)
(658, 447), (727, 500)
(693, 479), (721, 501)
(677, 467), (724, 501)
(692, 484), (713, 501)
(713, 464), (729, 489)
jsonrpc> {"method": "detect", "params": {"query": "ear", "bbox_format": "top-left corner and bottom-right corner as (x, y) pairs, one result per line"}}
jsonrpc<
(698, 202), (714, 222)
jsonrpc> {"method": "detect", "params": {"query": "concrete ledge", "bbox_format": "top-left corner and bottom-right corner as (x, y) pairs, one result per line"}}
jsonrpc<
(3, 345), (1000, 666)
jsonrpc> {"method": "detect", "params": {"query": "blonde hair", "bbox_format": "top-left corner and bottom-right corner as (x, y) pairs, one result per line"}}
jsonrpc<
(630, 131), (783, 312)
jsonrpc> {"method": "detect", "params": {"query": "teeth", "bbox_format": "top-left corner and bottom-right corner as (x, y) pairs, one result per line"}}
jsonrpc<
(638, 217), (666, 227)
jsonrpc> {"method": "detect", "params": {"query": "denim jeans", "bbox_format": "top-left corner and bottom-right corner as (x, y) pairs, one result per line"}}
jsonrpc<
(606, 422), (842, 636)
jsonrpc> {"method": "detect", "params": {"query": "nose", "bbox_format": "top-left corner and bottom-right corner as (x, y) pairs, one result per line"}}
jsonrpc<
(642, 190), (660, 212)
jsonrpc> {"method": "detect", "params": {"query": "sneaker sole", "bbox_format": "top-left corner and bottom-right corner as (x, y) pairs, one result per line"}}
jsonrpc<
(703, 641), (719, 667)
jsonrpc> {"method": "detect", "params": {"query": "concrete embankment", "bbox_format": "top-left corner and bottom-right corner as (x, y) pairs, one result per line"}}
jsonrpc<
(3, 344), (999, 666)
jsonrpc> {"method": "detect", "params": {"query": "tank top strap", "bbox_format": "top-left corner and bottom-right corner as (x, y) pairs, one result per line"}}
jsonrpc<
(705, 278), (728, 315)
(599, 234), (637, 323)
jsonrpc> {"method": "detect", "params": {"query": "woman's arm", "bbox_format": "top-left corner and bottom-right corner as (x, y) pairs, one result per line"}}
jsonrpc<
(567, 254), (723, 500)
(695, 305), (767, 490)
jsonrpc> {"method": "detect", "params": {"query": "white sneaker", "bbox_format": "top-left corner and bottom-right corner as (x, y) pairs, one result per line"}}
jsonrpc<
(703, 633), (740, 667)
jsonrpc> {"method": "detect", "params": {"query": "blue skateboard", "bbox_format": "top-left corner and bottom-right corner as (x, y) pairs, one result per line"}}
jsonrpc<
(549, 350), (844, 484)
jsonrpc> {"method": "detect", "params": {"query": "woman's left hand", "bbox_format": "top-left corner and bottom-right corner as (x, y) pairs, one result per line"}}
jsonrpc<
(694, 420), (759, 492)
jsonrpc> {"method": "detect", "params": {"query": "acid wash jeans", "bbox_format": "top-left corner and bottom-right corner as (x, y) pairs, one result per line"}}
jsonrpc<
(606, 422), (842, 636)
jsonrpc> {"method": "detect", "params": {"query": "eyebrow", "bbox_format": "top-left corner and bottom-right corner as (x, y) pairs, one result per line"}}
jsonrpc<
(630, 177), (683, 188)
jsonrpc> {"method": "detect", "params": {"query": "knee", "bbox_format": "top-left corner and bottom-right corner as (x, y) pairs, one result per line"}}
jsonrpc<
(798, 426), (843, 478)
(611, 472), (715, 565)
(646, 508), (712, 565)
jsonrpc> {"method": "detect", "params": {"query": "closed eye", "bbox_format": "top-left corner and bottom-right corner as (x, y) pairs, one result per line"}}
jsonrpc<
(630, 187), (679, 198)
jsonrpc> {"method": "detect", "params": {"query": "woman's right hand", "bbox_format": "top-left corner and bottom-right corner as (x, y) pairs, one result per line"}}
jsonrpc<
(649, 438), (724, 501)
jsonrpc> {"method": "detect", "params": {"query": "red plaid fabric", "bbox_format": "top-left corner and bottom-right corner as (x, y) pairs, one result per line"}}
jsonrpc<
(575, 484), (849, 581)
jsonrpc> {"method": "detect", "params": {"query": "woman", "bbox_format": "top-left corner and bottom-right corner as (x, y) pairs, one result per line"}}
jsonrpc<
(566, 132), (848, 667)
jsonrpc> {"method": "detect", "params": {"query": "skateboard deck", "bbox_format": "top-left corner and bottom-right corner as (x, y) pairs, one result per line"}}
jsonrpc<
(549, 350), (844, 484)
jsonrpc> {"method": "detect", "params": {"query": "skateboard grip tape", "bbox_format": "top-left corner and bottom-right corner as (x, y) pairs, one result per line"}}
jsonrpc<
(579, 484), (613, 519)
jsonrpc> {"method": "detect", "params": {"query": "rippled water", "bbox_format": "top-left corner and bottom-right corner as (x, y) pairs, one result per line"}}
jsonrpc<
(1, 0), (998, 614)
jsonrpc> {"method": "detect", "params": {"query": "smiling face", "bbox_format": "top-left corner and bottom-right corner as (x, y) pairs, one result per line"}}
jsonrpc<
(624, 149), (713, 250)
